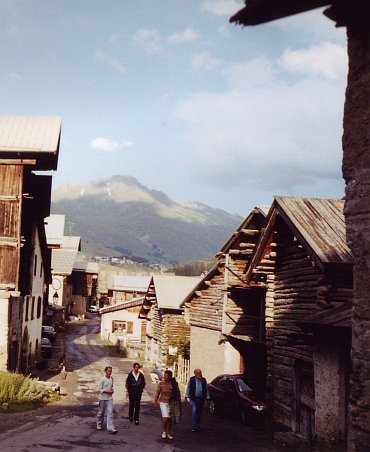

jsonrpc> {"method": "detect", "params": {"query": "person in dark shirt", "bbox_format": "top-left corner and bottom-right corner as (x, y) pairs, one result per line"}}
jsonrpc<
(125, 362), (146, 425)
(184, 368), (210, 431)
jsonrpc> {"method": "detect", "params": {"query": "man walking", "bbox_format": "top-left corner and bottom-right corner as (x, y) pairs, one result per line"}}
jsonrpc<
(184, 368), (210, 432)
(126, 362), (146, 425)
(96, 366), (117, 434)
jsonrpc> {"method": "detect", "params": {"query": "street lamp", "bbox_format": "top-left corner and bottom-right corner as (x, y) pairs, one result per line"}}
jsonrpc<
(53, 291), (59, 305)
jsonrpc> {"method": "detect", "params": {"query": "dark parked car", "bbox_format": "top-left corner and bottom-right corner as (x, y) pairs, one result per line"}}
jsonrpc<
(41, 338), (52, 359)
(42, 325), (56, 342)
(208, 374), (266, 426)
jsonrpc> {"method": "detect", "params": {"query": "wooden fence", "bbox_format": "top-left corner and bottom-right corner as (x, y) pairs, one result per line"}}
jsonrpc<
(175, 355), (190, 383)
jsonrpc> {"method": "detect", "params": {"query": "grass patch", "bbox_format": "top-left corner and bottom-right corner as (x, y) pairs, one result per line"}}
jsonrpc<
(0, 371), (59, 413)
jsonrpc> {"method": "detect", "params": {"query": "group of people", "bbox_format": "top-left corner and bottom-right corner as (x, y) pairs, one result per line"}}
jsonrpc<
(96, 363), (210, 440)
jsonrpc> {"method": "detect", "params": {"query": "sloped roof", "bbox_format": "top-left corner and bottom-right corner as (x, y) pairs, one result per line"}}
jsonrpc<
(109, 275), (151, 292)
(217, 205), (269, 257)
(0, 116), (61, 170)
(153, 275), (201, 309)
(230, 0), (332, 26)
(73, 261), (99, 274)
(100, 296), (145, 314)
(274, 196), (353, 266)
(62, 235), (81, 251)
(230, 1), (353, 28)
(139, 275), (201, 317)
(51, 249), (78, 275)
(45, 214), (65, 247)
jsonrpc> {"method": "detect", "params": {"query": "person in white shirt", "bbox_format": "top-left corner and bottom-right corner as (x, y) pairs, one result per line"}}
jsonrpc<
(96, 366), (117, 434)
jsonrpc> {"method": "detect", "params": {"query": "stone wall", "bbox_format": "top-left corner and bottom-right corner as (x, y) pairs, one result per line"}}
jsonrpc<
(343, 5), (370, 451)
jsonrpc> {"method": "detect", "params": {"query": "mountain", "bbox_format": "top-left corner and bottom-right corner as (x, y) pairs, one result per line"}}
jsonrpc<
(51, 175), (244, 265)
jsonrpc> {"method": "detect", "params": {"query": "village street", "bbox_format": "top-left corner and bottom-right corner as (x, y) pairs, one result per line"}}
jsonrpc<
(0, 314), (287, 452)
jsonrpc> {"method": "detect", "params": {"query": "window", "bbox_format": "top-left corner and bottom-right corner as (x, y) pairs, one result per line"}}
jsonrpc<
(25, 297), (29, 321)
(37, 297), (42, 318)
(34, 255), (37, 276)
(112, 320), (133, 334)
(31, 297), (35, 320)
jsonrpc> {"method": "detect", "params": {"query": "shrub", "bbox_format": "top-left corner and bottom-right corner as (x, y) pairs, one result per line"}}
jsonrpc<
(0, 371), (55, 409)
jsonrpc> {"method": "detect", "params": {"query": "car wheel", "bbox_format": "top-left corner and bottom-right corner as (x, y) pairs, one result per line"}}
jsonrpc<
(209, 400), (217, 415)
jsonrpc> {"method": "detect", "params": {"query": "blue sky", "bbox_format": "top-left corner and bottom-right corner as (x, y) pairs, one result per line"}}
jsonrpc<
(1, 0), (348, 216)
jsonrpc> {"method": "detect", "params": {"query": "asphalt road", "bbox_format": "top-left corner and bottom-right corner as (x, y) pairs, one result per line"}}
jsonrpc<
(0, 314), (287, 452)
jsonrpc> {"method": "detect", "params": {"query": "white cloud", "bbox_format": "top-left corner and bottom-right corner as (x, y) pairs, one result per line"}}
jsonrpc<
(190, 52), (224, 72)
(175, 50), (347, 192)
(132, 28), (162, 53)
(167, 27), (201, 45)
(94, 51), (126, 74)
(6, 72), (22, 79)
(279, 42), (348, 80)
(202, 0), (244, 16)
(90, 138), (133, 152)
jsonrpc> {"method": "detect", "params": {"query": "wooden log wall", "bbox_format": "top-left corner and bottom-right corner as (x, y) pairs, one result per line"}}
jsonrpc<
(270, 228), (320, 429)
(189, 268), (224, 331)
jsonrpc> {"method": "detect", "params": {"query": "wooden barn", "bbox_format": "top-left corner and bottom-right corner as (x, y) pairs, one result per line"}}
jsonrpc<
(139, 275), (200, 369)
(246, 196), (353, 447)
(182, 206), (268, 382)
(0, 115), (61, 372)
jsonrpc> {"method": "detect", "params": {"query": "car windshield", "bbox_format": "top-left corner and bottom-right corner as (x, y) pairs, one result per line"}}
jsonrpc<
(236, 378), (253, 393)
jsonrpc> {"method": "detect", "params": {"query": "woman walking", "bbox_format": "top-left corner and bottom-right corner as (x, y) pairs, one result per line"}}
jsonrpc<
(154, 369), (174, 440)
(125, 362), (146, 425)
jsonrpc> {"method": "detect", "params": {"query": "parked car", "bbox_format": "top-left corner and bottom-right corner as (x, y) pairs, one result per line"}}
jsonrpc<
(41, 338), (52, 359)
(42, 325), (56, 342)
(88, 305), (99, 313)
(208, 374), (266, 426)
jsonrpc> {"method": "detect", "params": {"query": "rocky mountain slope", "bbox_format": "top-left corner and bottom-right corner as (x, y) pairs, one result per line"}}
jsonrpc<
(51, 175), (243, 265)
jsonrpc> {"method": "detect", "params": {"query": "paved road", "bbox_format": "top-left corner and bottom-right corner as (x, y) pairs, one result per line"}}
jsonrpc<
(0, 314), (287, 452)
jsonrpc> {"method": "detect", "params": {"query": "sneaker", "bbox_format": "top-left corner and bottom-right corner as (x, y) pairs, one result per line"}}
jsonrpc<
(162, 432), (167, 439)
(96, 425), (102, 430)
(167, 434), (174, 440)
(108, 429), (117, 434)
(135, 421), (139, 425)
(129, 418), (133, 423)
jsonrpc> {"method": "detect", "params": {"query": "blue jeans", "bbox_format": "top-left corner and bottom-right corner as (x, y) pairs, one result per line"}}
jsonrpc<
(96, 399), (115, 430)
(189, 397), (205, 430)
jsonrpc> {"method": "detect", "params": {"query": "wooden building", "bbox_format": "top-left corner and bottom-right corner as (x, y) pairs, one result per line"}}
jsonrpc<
(139, 275), (200, 369)
(246, 197), (353, 446)
(182, 206), (268, 382)
(230, 2), (370, 450)
(69, 262), (99, 317)
(0, 116), (61, 373)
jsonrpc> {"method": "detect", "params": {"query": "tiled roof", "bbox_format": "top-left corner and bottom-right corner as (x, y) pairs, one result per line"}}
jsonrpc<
(51, 249), (77, 275)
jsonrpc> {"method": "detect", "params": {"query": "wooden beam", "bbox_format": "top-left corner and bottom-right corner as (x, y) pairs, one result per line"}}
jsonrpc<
(0, 159), (37, 165)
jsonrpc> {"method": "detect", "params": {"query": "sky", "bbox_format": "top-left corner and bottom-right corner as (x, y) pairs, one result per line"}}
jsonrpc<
(0, 0), (348, 216)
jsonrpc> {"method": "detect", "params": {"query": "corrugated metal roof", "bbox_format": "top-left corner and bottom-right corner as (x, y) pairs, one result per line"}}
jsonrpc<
(110, 275), (151, 292)
(51, 249), (78, 275)
(0, 116), (61, 153)
(275, 196), (354, 265)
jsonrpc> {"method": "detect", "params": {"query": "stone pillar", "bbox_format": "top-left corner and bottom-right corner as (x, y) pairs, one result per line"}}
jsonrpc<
(342, 3), (370, 451)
